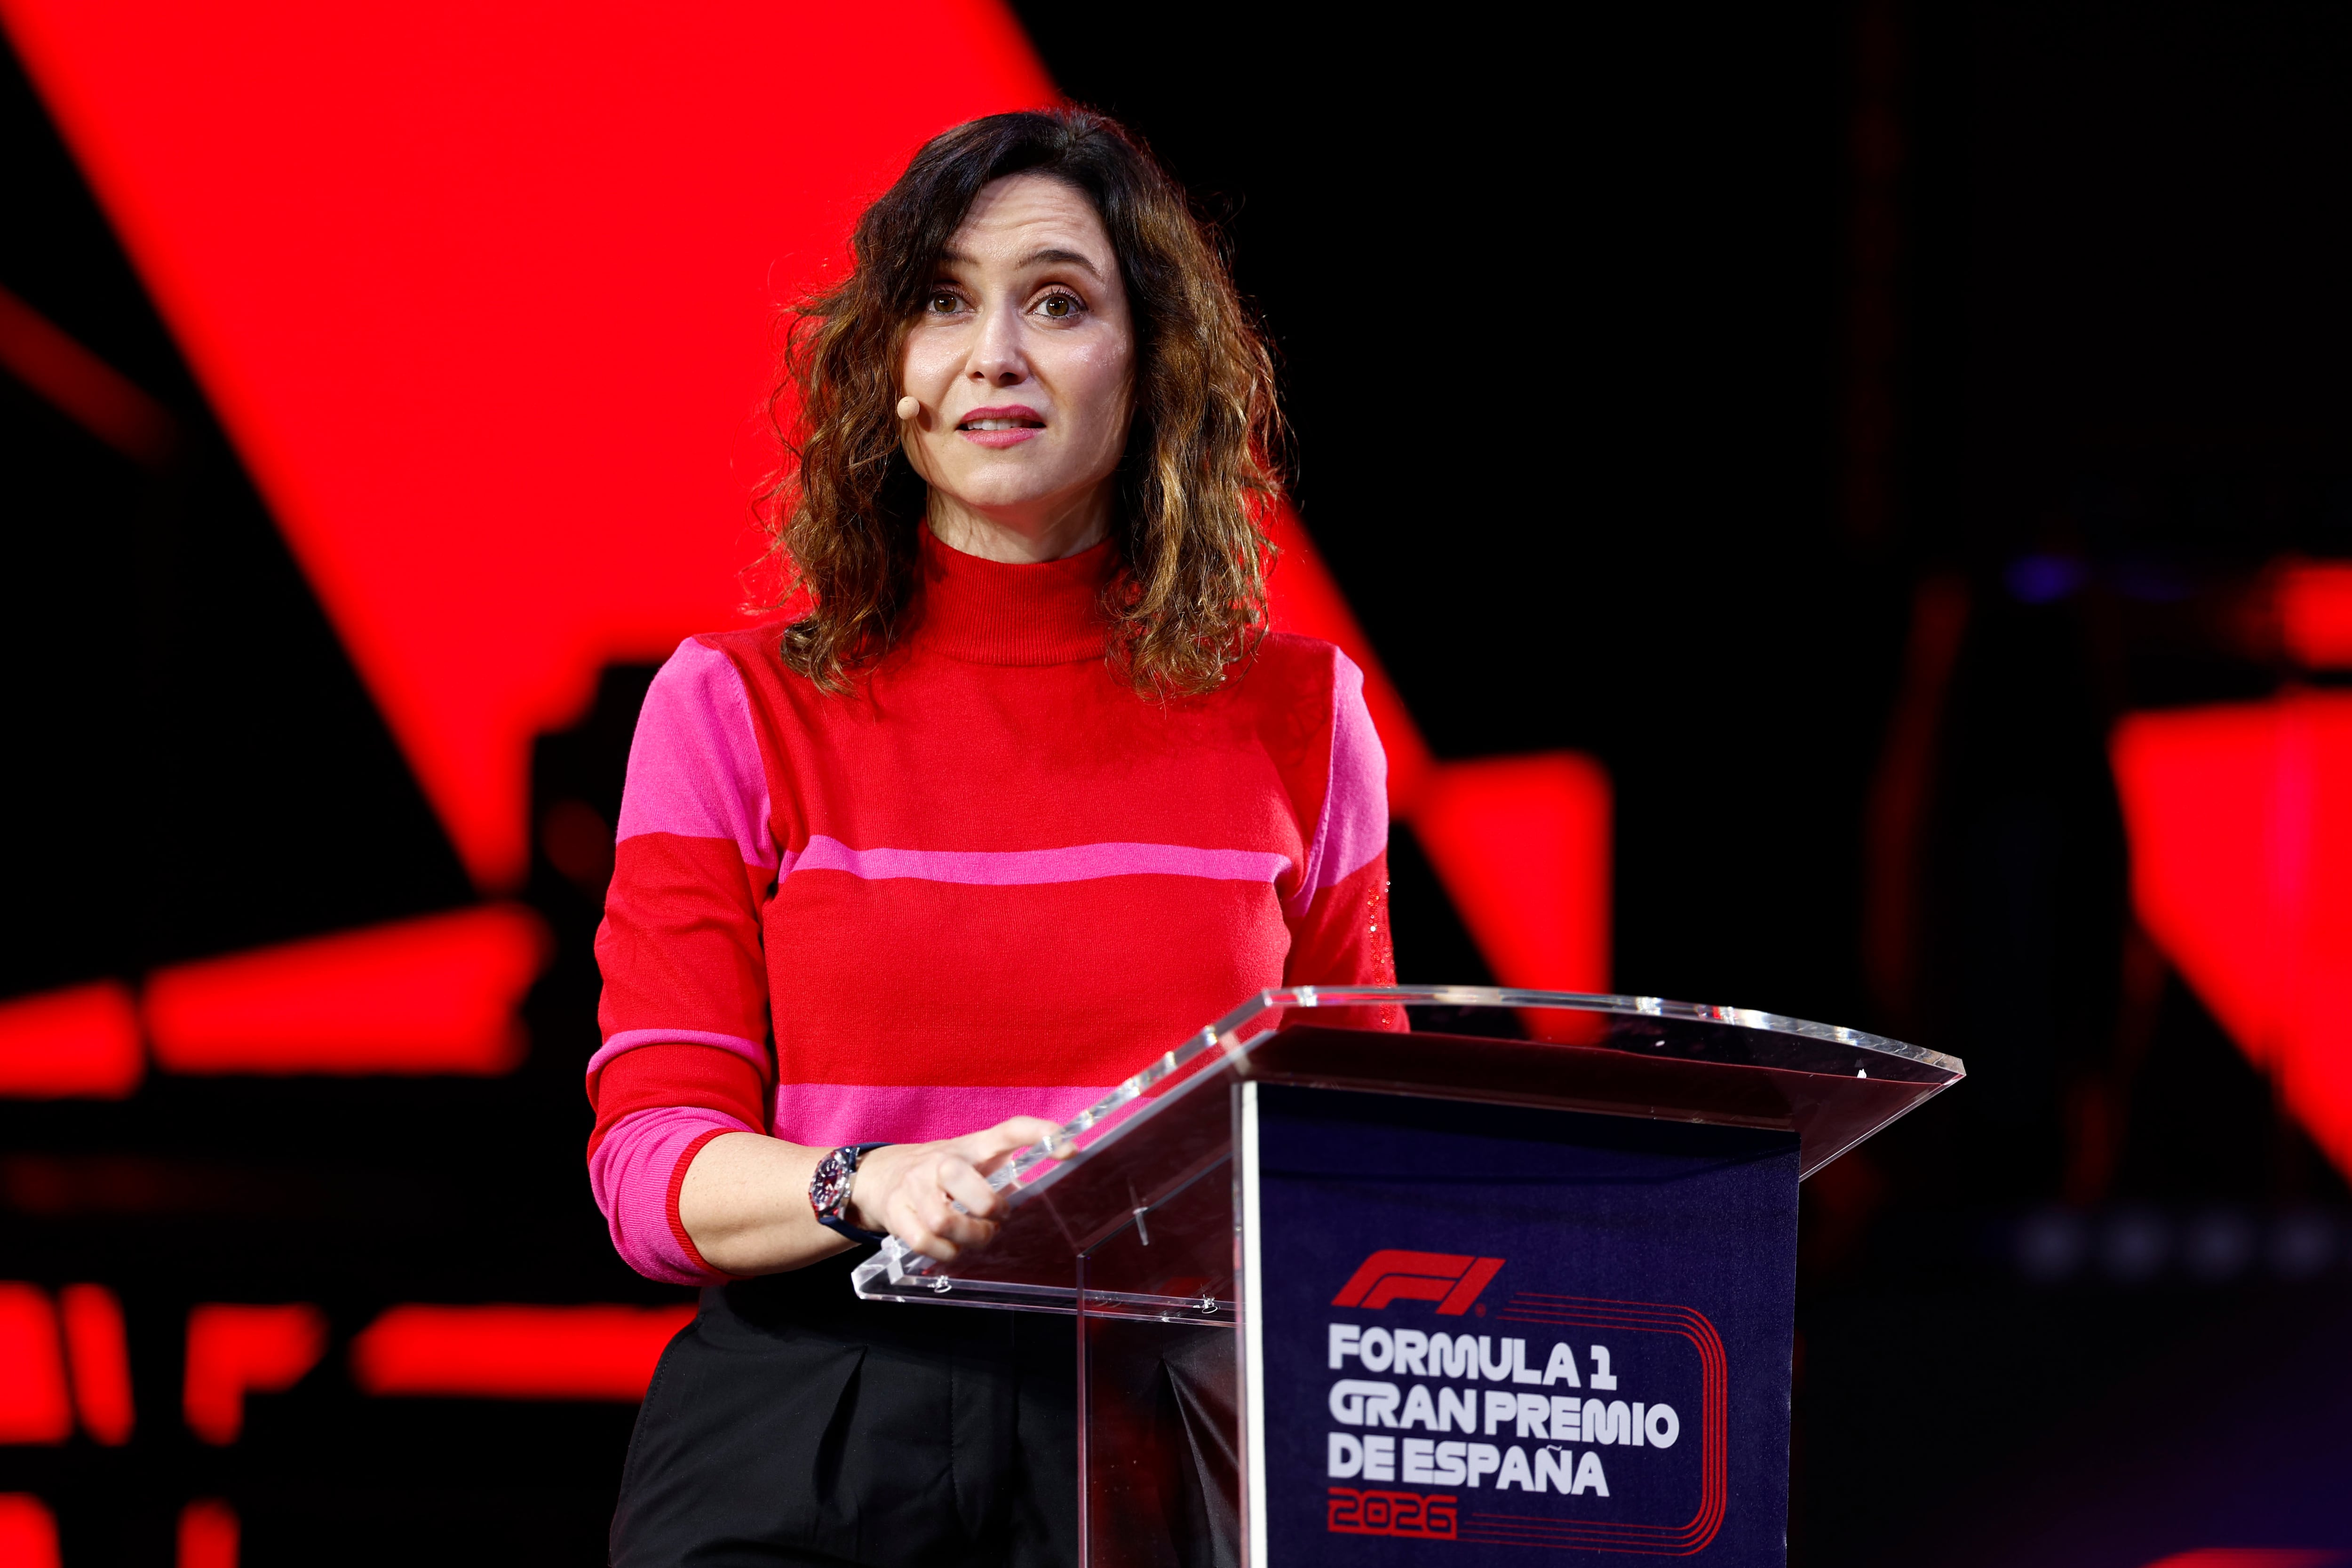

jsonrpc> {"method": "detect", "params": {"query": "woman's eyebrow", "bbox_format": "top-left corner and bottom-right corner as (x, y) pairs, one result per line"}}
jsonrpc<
(939, 246), (1106, 280)
(1017, 247), (1106, 279)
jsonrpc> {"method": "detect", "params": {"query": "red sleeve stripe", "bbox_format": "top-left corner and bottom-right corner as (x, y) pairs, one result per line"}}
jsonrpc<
(664, 1126), (737, 1280)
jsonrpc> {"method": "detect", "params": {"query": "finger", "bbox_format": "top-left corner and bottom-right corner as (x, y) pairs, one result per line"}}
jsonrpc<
(959, 1116), (1066, 1171)
(889, 1188), (959, 1262)
(912, 1164), (997, 1237)
(938, 1156), (1002, 1219)
(911, 1187), (996, 1253)
(912, 1180), (959, 1236)
(869, 1153), (969, 1256)
(904, 1161), (975, 1234)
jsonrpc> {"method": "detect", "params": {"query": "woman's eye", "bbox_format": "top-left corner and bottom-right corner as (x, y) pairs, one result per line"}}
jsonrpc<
(925, 291), (961, 314)
(1035, 293), (1081, 319)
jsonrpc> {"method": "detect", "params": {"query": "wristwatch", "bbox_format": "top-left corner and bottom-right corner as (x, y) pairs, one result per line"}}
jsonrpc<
(810, 1143), (891, 1244)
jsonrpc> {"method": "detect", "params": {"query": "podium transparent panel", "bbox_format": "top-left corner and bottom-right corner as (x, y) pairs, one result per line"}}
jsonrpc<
(1073, 1276), (1238, 1568)
(847, 987), (1960, 1568)
(850, 987), (1962, 1319)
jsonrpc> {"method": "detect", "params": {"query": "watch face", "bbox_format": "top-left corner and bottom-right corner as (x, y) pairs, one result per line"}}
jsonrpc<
(811, 1150), (851, 1223)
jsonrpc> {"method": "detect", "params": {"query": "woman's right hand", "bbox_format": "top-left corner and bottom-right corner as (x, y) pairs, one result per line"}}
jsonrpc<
(849, 1116), (1065, 1261)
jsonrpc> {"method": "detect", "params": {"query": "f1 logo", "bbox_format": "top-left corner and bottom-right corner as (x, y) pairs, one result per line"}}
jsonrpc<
(1330, 1250), (1505, 1314)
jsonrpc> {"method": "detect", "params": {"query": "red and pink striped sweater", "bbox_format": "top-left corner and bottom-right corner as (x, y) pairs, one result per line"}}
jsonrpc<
(587, 533), (1395, 1284)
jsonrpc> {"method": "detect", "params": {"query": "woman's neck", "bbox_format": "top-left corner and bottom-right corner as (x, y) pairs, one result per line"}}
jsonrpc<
(925, 483), (1112, 563)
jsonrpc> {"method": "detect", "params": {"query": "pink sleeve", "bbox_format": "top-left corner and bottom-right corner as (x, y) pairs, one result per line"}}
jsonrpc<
(1287, 652), (1388, 919)
(589, 636), (780, 1285)
(611, 638), (778, 872)
(1284, 654), (1403, 1019)
(588, 1112), (752, 1285)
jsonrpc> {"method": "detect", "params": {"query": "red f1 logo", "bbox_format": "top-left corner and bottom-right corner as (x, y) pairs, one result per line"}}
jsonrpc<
(1330, 1250), (1505, 1314)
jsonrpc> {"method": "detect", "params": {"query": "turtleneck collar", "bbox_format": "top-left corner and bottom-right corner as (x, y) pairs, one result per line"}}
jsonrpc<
(911, 527), (1117, 665)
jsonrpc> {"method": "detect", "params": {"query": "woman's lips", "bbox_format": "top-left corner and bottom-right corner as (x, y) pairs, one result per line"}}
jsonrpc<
(955, 405), (1045, 448)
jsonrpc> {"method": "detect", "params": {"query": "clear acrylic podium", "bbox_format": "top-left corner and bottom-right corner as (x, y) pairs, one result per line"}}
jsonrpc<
(851, 987), (1961, 1566)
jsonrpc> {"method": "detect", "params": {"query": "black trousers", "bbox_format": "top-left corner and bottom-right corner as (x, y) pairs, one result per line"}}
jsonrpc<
(612, 1252), (1240, 1568)
(612, 1253), (1078, 1568)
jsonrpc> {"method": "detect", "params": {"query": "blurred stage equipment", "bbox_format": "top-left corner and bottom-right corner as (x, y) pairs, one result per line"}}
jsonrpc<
(2112, 560), (2352, 1176)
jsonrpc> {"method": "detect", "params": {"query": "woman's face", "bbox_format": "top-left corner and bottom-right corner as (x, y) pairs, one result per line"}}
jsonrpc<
(899, 173), (1135, 557)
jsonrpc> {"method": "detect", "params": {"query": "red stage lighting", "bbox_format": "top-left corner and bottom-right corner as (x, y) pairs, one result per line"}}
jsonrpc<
(0, 1287), (70, 1446)
(0, 0), (1056, 891)
(2112, 694), (2352, 1176)
(1413, 754), (1613, 995)
(0, 982), (143, 1099)
(0, 281), (174, 463)
(2277, 561), (2352, 669)
(2139, 1552), (2348, 1567)
(176, 1500), (237, 1568)
(349, 1304), (696, 1402)
(143, 905), (548, 1076)
(0, 1496), (61, 1568)
(183, 1303), (326, 1444)
(57, 1285), (132, 1446)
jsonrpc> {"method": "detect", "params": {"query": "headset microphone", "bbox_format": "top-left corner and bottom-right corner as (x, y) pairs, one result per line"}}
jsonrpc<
(895, 395), (920, 421)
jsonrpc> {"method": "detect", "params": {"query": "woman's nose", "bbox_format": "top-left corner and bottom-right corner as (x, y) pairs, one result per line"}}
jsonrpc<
(968, 304), (1029, 386)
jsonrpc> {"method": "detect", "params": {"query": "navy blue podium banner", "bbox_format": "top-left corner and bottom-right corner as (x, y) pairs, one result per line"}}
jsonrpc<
(1240, 1082), (1800, 1565)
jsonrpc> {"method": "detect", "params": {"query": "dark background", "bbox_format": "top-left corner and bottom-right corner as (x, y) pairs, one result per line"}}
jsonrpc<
(6, 0), (2352, 1561)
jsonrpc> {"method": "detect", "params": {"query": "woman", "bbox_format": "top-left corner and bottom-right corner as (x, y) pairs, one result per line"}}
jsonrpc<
(588, 108), (1395, 1567)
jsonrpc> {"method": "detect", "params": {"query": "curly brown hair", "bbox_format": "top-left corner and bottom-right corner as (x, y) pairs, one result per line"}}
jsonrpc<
(760, 108), (1282, 696)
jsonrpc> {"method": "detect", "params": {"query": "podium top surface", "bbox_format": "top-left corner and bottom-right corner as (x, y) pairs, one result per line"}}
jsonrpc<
(851, 986), (1961, 1318)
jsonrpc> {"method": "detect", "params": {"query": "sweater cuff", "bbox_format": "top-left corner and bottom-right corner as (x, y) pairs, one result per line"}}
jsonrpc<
(665, 1127), (737, 1281)
(588, 1106), (755, 1285)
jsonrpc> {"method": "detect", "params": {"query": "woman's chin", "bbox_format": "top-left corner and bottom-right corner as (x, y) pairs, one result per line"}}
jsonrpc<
(937, 478), (1090, 522)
